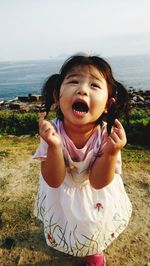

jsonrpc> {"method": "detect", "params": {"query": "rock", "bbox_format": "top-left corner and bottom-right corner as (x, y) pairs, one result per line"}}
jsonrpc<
(9, 103), (21, 110)
(136, 101), (145, 107)
(133, 96), (138, 102)
(137, 95), (145, 102)
(128, 89), (150, 108)
(145, 96), (150, 101)
(18, 96), (29, 102)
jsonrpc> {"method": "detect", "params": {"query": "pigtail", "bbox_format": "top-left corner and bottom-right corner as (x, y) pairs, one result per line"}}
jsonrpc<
(107, 82), (129, 134)
(41, 74), (60, 115)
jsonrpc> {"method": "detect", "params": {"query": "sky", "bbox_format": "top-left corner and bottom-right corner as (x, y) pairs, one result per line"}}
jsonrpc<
(0, 0), (150, 61)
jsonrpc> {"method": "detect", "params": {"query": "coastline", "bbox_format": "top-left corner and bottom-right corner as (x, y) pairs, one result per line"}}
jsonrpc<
(0, 89), (150, 112)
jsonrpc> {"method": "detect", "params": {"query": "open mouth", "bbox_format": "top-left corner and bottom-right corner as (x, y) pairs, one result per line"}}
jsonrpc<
(72, 100), (89, 113)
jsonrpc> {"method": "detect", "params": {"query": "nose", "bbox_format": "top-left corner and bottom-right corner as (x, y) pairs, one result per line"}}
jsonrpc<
(76, 84), (88, 96)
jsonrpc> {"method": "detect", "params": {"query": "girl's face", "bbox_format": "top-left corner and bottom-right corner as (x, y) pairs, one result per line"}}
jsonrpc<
(59, 65), (109, 128)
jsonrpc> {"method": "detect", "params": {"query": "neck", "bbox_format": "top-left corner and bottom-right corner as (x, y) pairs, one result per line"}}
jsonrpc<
(63, 121), (97, 149)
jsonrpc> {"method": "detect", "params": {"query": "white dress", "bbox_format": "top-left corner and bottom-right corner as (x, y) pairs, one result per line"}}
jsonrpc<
(33, 119), (132, 257)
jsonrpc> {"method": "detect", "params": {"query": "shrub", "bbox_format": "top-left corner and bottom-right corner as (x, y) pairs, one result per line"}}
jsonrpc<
(0, 112), (40, 135)
(125, 118), (150, 146)
(0, 109), (149, 146)
(128, 108), (150, 120)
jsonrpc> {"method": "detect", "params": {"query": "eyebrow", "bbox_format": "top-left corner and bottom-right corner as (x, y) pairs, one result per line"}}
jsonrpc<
(66, 73), (103, 82)
(66, 73), (81, 79)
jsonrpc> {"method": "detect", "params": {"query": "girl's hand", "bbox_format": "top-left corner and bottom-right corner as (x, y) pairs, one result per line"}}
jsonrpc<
(102, 119), (127, 156)
(39, 112), (61, 148)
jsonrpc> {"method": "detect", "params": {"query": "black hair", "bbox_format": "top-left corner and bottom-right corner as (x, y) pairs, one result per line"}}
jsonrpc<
(41, 54), (129, 134)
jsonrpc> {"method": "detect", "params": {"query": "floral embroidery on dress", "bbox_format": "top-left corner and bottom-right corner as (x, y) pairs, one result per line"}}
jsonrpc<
(95, 203), (103, 211)
(111, 233), (115, 238)
(47, 233), (57, 247)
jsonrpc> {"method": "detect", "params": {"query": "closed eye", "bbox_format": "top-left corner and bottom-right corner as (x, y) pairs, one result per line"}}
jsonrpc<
(68, 80), (79, 84)
(91, 83), (101, 89)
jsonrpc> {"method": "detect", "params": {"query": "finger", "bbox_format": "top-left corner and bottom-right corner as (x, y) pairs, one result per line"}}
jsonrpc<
(41, 122), (51, 132)
(42, 122), (57, 135)
(39, 112), (46, 127)
(39, 111), (46, 121)
(109, 131), (120, 143)
(114, 119), (124, 130)
(113, 127), (126, 140)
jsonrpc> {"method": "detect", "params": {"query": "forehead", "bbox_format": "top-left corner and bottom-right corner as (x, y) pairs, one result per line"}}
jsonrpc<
(65, 65), (105, 80)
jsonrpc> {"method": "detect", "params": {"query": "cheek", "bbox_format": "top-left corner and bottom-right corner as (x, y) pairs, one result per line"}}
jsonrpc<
(59, 91), (70, 111)
(59, 84), (70, 98)
(59, 87), (73, 102)
(93, 93), (108, 107)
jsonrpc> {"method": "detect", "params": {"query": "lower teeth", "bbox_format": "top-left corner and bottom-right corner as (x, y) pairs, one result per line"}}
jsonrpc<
(74, 110), (86, 114)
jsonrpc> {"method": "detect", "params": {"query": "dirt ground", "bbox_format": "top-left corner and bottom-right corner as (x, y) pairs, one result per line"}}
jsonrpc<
(0, 136), (150, 266)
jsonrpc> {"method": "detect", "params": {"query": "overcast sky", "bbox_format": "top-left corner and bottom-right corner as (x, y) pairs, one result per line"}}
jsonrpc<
(0, 0), (150, 61)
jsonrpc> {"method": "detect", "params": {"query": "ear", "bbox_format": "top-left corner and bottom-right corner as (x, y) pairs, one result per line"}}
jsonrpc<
(104, 97), (116, 113)
(55, 100), (59, 107)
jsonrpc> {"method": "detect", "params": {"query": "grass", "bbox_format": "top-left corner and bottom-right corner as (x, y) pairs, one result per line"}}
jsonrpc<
(0, 136), (150, 266)
(122, 145), (150, 174)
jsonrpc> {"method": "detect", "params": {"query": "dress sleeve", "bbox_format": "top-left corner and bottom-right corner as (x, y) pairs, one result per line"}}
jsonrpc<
(33, 137), (48, 161)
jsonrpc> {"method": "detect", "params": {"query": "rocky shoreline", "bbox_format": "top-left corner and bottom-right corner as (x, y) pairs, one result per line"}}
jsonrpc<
(0, 89), (150, 112)
(128, 89), (150, 108)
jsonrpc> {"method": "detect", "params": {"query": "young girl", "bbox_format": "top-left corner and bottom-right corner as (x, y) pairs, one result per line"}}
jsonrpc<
(33, 55), (132, 266)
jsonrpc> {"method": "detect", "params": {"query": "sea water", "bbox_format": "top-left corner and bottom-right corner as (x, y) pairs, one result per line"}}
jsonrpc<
(0, 54), (150, 101)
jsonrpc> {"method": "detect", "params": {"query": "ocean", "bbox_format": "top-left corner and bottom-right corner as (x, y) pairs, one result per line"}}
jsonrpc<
(0, 54), (150, 101)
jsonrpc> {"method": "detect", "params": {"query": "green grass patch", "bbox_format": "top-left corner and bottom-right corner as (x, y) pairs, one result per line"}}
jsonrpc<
(123, 145), (150, 162)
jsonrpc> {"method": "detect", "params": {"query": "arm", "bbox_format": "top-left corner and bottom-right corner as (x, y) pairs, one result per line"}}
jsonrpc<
(89, 119), (126, 189)
(39, 113), (66, 188)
